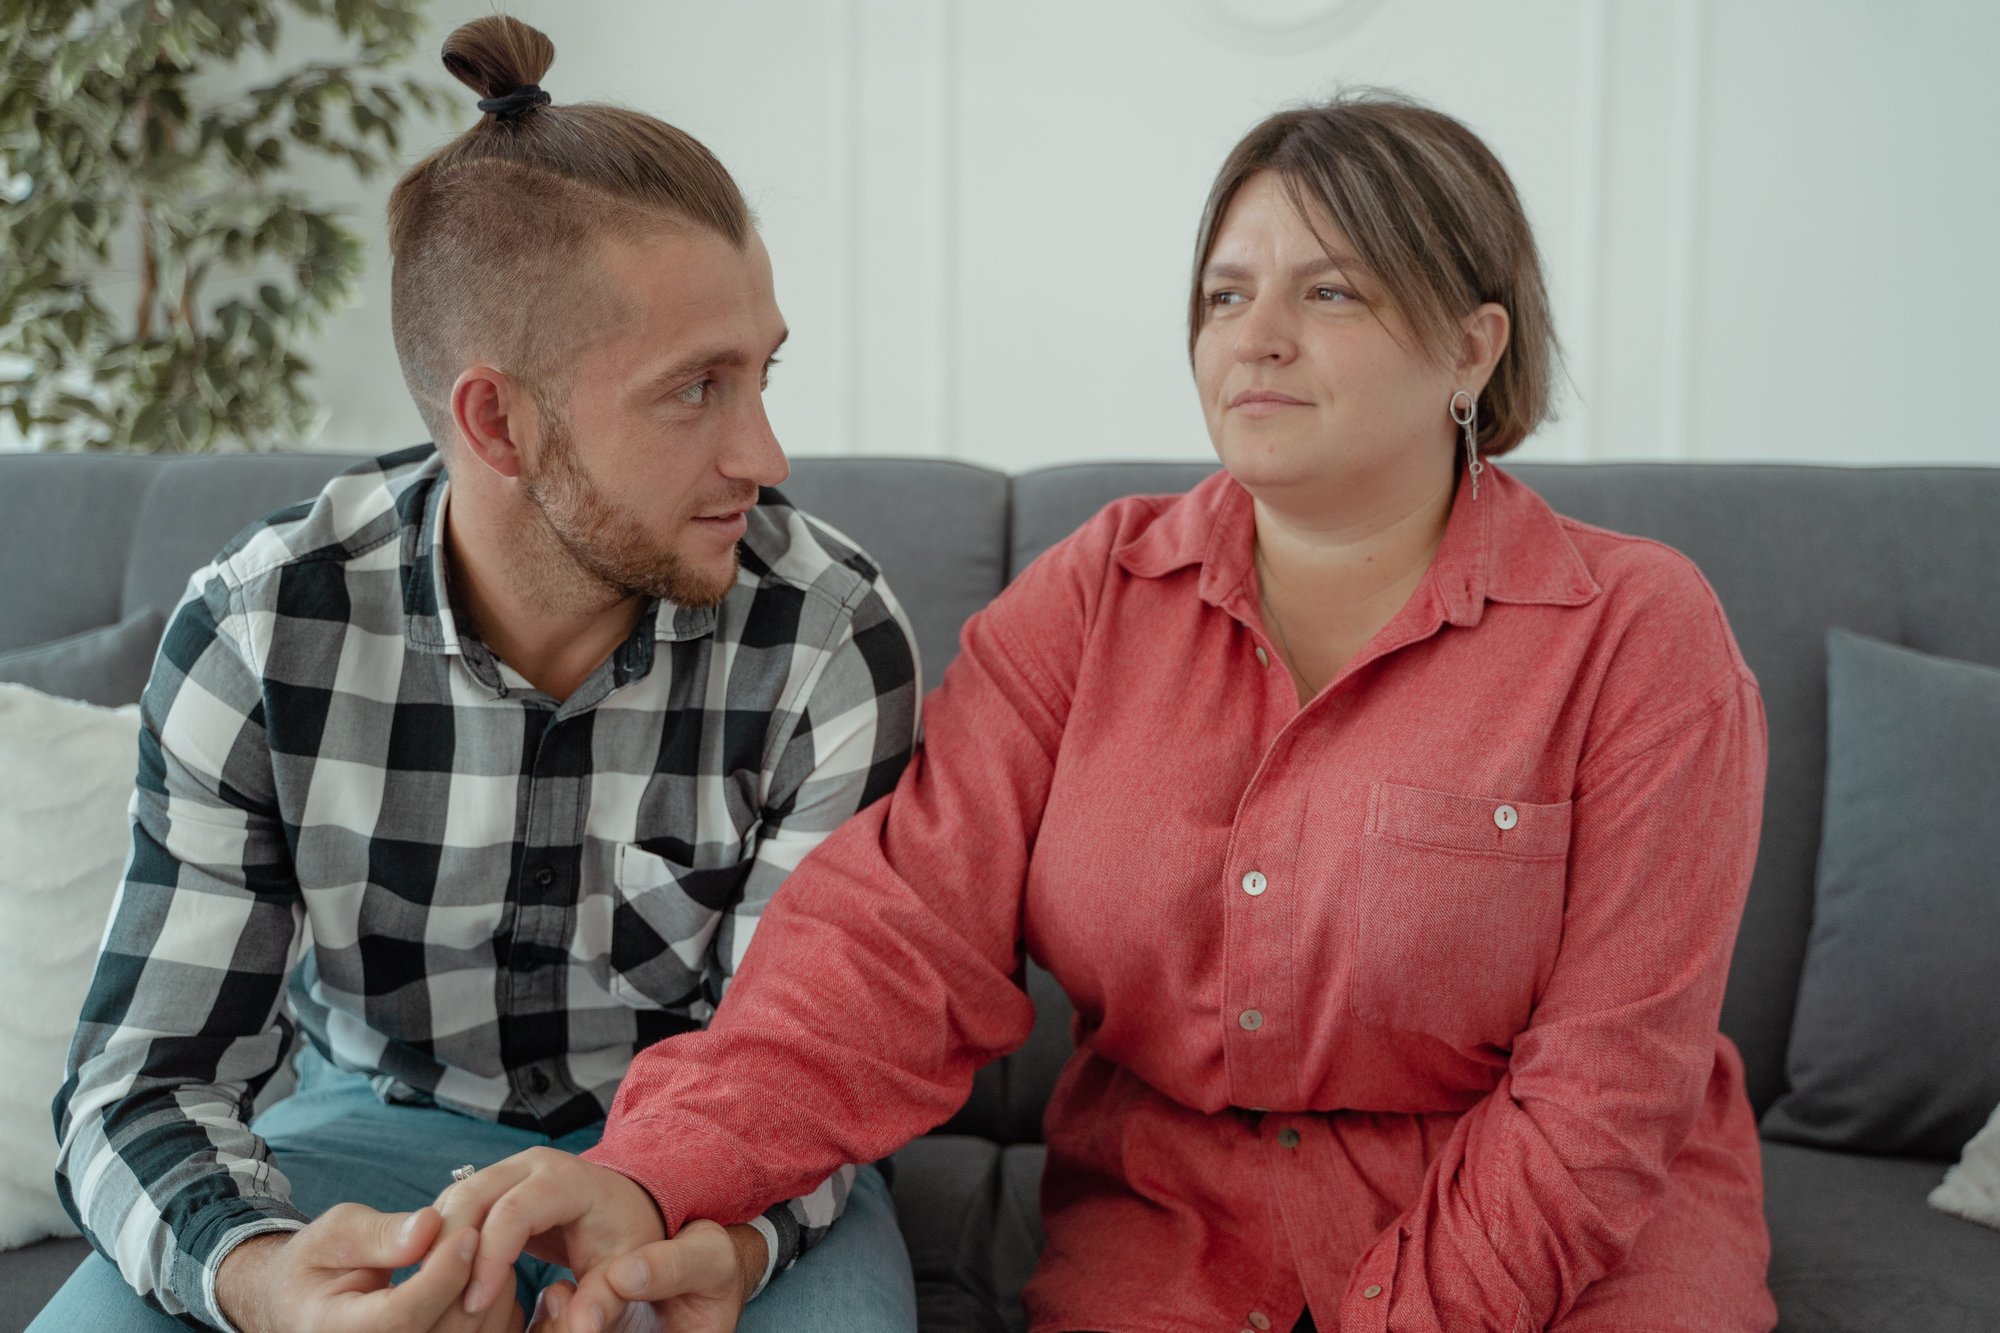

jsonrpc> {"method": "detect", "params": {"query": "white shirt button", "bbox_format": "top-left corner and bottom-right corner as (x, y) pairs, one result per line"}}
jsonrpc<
(1254, 645), (1270, 667)
(1249, 1315), (1272, 1331)
(1239, 1008), (1263, 1031)
(1241, 870), (1267, 896)
(1494, 804), (1518, 830)
(1363, 1284), (1383, 1299)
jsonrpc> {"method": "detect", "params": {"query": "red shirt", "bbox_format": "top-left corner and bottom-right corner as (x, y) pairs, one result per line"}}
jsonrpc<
(587, 466), (1776, 1332)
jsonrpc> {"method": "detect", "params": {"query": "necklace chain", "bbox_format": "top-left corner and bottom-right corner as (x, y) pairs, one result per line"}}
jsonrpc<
(1255, 550), (1307, 688)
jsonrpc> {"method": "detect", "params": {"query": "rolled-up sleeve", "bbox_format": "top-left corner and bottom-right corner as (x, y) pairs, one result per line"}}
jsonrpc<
(53, 572), (308, 1329)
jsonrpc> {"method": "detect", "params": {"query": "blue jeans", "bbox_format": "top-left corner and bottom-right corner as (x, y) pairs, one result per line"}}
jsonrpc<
(31, 1051), (916, 1331)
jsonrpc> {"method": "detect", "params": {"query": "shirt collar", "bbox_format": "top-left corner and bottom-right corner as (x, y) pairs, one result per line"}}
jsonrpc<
(1112, 463), (1600, 626)
(400, 464), (720, 674)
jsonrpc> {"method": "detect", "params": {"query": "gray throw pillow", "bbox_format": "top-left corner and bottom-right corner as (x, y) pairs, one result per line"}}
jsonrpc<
(1761, 630), (2000, 1158)
(0, 609), (165, 708)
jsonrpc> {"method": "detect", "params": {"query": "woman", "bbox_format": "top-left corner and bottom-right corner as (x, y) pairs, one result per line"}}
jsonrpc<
(529, 92), (1779, 1331)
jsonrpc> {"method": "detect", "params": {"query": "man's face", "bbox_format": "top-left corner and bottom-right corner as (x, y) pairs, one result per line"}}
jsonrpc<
(521, 226), (790, 609)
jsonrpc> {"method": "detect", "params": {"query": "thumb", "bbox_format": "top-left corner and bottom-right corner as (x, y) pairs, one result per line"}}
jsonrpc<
(330, 1204), (442, 1270)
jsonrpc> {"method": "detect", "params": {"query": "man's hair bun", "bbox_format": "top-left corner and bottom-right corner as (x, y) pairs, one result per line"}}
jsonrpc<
(440, 16), (555, 107)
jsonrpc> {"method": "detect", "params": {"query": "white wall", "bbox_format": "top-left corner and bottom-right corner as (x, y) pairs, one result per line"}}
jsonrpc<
(35, 0), (2000, 468)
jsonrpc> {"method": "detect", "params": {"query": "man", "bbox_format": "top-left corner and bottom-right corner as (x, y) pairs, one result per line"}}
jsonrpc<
(37, 17), (920, 1332)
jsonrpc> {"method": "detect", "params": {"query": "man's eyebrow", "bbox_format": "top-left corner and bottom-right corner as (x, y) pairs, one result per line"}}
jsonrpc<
(1200, 255), (1370, 284)
(641, 330), (790, 394)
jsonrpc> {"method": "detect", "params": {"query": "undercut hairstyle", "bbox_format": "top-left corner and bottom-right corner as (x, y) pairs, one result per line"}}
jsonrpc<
(1189, 90), (1560, 457)
(387, 16), (752, 447)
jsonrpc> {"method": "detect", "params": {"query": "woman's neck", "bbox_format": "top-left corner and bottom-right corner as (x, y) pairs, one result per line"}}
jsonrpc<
(1249, 463), (1458, 700)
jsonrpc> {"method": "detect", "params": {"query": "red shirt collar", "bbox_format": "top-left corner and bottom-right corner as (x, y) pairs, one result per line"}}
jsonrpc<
(1112, 463), (1601, 627)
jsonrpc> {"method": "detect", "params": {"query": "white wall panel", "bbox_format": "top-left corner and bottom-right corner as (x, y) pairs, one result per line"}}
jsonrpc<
(20, 1), (1992, 468)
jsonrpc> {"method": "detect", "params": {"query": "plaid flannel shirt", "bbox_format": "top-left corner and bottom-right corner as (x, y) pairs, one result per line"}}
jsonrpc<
(52, 445), (921, 1328)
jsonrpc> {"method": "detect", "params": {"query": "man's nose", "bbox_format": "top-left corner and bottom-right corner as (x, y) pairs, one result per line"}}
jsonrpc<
(725, 398), (789, 489)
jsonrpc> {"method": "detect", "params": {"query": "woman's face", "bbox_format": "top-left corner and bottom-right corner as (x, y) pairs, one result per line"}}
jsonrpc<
(1193, 171), (1467, 506)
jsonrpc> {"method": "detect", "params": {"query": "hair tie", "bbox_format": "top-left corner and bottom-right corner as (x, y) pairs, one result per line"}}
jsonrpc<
(478, 85), (551, 118)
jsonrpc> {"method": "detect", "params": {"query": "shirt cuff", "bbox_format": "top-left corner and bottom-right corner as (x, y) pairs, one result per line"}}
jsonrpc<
(744, 1215), (781, 1299)
(199, 1215), (310, 1333)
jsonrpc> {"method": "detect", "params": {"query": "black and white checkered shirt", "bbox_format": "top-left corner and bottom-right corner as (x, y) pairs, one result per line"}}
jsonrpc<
(52, 445), (921, 1328)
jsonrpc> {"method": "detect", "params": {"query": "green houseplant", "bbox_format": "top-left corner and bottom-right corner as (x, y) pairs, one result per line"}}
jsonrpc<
(0, 0), (445, 452)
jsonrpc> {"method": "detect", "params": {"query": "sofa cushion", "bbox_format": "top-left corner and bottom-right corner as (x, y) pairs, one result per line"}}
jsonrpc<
(0, 609), (163, 708)
(1932, 1102), (2000, 1231)
(1762, 632), (2000, 1158)
(0, 1237), (89, 1333)
(0, 686), (139, 1251)
(890, 1135), (1045, 1333)
(1764, 1139), (2000, 1332)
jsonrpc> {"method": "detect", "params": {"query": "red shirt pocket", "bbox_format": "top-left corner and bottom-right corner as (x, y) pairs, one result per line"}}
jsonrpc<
(1352, 782), (1572, 1049)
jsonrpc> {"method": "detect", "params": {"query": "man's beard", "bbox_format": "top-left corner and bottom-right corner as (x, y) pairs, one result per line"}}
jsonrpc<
(520, 418), (744, 610)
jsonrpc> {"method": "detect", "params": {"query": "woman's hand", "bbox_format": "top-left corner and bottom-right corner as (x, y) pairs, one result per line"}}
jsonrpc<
(526, 1220), (757, 1333)
(436, 1147), (670, 1317)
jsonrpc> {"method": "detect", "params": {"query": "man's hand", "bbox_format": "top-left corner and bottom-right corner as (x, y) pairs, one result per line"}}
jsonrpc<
(214, 1204), (524, 1333)
(525, 1220), (764, 1333)
(437, 1147), (671, 1319)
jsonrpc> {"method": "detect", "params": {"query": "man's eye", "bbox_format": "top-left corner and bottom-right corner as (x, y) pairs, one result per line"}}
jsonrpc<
(1206, 290), (1244, 307)
(1312, 285), (1356, 302)
(760, 356), (782, 391)
(676, 378), (712, 407)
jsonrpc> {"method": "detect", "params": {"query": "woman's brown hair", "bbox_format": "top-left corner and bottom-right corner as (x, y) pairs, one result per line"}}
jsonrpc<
(1188, 91), (1560, 457)
(386, 16), (751, 443)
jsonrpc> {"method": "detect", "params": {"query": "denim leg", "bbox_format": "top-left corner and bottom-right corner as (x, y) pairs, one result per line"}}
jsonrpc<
(736, 1164), (918, 1333)
(28, 1051), (606, 1329)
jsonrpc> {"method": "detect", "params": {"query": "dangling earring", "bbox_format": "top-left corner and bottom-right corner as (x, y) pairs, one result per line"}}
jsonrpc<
(1450, 390), (1483, 500)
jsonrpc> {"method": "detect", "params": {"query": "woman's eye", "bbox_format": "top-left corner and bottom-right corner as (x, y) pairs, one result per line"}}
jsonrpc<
(1312, 285), (1356, 302)
(760, 356), (781, 391)
(676, 378), (712, 407)
(1206, 290), (1244, 307)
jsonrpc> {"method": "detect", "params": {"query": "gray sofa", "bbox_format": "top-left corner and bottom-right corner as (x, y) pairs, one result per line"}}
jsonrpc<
(3, 450), (1997, 1333)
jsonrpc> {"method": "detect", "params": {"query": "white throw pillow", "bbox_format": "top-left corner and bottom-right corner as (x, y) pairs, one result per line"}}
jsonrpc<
(1931, 1101), (2000, 1231)
(0, 683), (139, 1250)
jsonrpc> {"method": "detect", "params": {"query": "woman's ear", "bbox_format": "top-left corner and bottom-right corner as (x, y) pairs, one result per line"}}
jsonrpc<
(1456, 302), (1511, 395)
(450, 366), (531, 480)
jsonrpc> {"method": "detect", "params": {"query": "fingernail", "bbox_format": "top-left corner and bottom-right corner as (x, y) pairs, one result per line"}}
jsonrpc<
(459, 1232), (479, 1262)
(611, 1254), (648, 1293)
(544, 1288), (567, 1318)
(580, 1304), (604, 1333)
(397, 1212), (420, 1244)
(464, 1280), (485, 1313)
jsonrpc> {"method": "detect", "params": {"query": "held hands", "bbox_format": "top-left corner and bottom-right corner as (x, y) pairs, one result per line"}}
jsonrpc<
(213, 1204), (524, 1333)
(437, 1146), (763, 1333)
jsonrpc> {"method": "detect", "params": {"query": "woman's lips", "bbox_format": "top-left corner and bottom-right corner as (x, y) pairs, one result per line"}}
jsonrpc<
(1230, 389), (1310, 418)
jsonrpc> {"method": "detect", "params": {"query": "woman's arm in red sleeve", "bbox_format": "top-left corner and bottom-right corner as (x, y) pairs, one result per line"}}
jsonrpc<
(583, 512), (1114, 1238)
(1355, 661), (1768, 1332)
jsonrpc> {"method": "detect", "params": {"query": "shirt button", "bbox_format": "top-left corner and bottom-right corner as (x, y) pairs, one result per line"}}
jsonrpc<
(1363, 1284), (1383, 1299)
(1493, 804), (1518, 830)
(1277, 1127), (1301, 1149)
(1241, 870), (1267, 896)
(534, 867), (555, 887)
(1254, 645), (1270, 667)
(1249, 1316), (1272, 1331)
(529, 1068), (551, 1094)
(1239, 1008), (1263, 1031)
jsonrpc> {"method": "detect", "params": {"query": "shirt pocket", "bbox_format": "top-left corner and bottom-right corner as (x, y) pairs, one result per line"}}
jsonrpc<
(608, 843), (754, 1010)
(1350, 782), (1572, 1048)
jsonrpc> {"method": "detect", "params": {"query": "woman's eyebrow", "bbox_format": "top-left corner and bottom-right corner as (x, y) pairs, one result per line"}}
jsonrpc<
(1201, 255), (1368, 284)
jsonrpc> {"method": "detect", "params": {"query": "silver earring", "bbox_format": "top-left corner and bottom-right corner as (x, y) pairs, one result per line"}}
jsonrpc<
(1450, 390), (1482, 500)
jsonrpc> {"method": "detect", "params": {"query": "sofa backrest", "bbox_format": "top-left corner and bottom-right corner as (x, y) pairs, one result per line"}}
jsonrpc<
(6, 451), (1997, 1133)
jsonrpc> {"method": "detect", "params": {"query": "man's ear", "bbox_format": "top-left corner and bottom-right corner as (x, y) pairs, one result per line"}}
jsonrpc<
(450, 366), (533, 481)
(1455, 302), (1511, 396)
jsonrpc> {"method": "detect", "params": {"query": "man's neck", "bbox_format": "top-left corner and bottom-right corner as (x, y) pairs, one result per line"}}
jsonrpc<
(441, 489), (646, 702)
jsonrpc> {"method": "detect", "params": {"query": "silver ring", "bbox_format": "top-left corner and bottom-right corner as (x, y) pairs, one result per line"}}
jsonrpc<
(451, 1163), (477, 1184)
